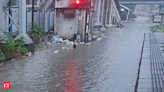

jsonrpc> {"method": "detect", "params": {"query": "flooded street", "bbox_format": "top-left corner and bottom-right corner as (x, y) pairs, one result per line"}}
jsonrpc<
(0, 17), (152, 92)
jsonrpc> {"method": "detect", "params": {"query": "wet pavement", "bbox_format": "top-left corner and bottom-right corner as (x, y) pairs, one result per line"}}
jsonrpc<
(0, 17), (152, 92)
(137, 33), (164, 92)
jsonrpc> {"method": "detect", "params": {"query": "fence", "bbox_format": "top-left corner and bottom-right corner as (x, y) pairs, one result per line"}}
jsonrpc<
(5, 10), (55, 34)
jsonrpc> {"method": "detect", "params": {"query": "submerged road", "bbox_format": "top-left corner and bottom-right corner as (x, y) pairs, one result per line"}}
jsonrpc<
(0, 16), (152, 92)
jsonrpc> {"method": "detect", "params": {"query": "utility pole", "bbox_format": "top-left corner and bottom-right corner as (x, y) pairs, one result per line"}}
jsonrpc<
(9, 0), (11, 35)
(32, 0), (34, 28)
(73, 11), (77, 49)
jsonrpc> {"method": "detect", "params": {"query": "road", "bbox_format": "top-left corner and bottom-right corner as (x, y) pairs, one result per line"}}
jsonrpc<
(0, 16), (152, 92)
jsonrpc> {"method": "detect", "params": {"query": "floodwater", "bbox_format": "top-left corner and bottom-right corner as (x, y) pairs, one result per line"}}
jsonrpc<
(0, 16), (152, 92)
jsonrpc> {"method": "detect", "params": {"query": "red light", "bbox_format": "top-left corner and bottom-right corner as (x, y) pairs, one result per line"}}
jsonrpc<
(75, 0), (80, 4)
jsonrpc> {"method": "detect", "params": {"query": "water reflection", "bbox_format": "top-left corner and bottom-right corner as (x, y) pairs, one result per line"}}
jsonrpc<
(61, 59), (84, 92)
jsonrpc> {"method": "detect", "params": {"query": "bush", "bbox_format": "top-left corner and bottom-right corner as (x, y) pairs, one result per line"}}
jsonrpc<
(35, 44), (42, 50)
(0, 50), (5, 63)
(28, 23), (46, 44)
(150, 25), (164, 32)
(14, 38), (28, 55)
(0, 36), (28, 59)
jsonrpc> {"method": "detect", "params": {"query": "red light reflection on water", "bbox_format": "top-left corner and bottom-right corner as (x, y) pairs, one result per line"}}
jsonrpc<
(61, 59), (84, 92)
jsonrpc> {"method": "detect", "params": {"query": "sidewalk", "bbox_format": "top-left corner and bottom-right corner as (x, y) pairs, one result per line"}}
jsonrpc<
(137, 33), (164, 92)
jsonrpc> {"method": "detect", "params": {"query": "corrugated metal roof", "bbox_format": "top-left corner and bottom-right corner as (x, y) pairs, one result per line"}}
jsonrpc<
(120, 4), (130, 10)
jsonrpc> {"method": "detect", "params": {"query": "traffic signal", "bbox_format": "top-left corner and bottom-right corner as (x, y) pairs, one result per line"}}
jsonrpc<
(70, 0), (91, 9)
(75, 0), (80, 5)
(74, 0), (81, 8)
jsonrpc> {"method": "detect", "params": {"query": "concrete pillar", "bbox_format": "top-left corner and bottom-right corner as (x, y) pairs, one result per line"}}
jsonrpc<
(101, 0), (105, 27)
(0, 0), (5, 37)
(105, 0), (109, 25)
(15, 0), (33, 44)
(19, 0), (26, 35)
(95, 0), (101, 25)
(109, 4), (113, 27)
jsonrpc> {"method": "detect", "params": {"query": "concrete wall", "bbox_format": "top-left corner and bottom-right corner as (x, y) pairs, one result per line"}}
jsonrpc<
(78, 10), (86, 41)
(55, 10), (75, 39)
(55, 9), (87, 40)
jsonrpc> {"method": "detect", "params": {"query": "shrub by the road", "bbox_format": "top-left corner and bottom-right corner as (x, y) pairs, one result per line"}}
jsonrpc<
(150, 25), (164, 32)
(0, 50), (5, 63)
(28, 23), (46, 44)
(0, 36), (28, 61)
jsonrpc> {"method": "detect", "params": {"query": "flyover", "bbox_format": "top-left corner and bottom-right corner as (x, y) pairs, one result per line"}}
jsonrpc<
(119, 0), (163, 4)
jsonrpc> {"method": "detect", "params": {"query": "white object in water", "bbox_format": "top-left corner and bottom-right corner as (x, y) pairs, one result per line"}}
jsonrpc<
(80, 42), (85, 44)
(97, 38), (102, 41)
(54, 50), (59, 53)
(86, 42), (91, 45)
(47, 42), (51, 45)
(62, 47), (69, 50)
(103, 36), (107, 38)
(62, 47), (66, 49)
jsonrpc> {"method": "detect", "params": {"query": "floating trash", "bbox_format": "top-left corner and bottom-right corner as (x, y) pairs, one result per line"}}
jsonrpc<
(97, 38), (103, 41)
(54, 50), (59, 54)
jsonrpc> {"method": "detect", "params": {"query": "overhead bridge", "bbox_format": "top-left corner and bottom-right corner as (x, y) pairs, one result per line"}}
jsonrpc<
(119, 0), (163, 4)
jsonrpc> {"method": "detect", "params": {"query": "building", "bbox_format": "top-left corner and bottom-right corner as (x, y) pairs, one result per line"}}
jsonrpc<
(54, 0), (93, 42)
(120, 4), (130, 21)
(0, 0), (122, 43)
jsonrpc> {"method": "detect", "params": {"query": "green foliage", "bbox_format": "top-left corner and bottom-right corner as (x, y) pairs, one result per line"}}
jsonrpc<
(35, 44), (42, 49)
(28, 23), (46, 41)
(0, 36), (28, 55)
(150, 25), (164, 32)
(0, 50), (5, 62)
(1, 36), (15, 53)
(8, 0), (16, 6)
(14, 38), (28, 55)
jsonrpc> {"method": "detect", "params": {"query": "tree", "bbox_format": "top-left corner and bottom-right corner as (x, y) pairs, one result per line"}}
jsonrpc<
(8, 0), (16, 6)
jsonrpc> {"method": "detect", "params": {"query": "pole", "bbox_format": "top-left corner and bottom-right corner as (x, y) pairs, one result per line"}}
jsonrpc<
(14, 0), (34, 54)
(73, 10), (78, 48)
(32, 0), (34, 27)
(9, 0), (11, 34)
(0, 0), (4, 36)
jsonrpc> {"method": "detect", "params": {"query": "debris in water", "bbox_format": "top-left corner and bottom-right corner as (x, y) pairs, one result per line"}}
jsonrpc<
(26, 52), (32, 57)
(86, 42), (91, 45)
(103, 36), (107, 38)
(54, 50), (59, 53)
(97, 38), (102, 41)
(80, 42), (85, 44)
(47, 42), (51, 45)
